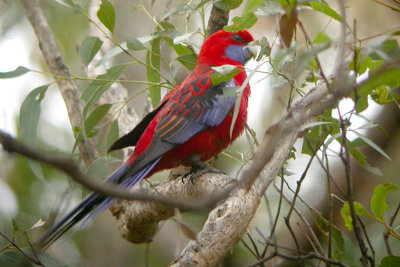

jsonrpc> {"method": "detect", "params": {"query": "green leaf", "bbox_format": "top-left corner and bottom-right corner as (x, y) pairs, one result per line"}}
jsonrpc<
(97, 0), (116, 33)
(350, 148), (384, 176)
(23, 249), (65, 267)
(97, 42), (127, 66)
(352, 131), (391, 161)
(0, 249), (64, 267)
(54, 0), (82, 13)
(0, 251), (30, 267)
(163, 36), (198, 70)
(81, 65), (125, 118)
(358, 57), (384, 74)
(312, 32), (332, 45)
(379, 256), (400, 267)
(84, 104), (112, 133)
(256, 37), (271, 61)
(126, 34), (147, 50)
(159, 21), (175, 30)
(211, 65), (242, 86)
(19, 86), (48, 144)
(12, 219), (19, 233)
(224, 12), (258, 32)
(146, 37), (161, 108)
(371, 85), (399, 105)
(309, 2), (342, 22)
(355, 94), (369, 113)
(107, 120), (119, 151)
(341, 201), (372, 230)
(357, 67), (400, 96)
(214, 0), (243, 11)
(80, 36), (103, 66)
(256, 1), (282, 17)
(334, 233), (355, 265)
(350, 148), (383, 176)
(244, 0), (265, 13)
(230, 63), (261, 137)
(302, 110), (340, 155)
(19, 85), (49, 181)
(0, 66), (30, 79)
(319, 216), (354, 264)
(371, 183), (398, 220)
(87, 157), (120, 181)
(176, 54), (197, 71)
(380, 39), (400, 59)
(300, 121), (336, 131)
(355, 67), (400, 112)
(295, 43), (330, 77)
(98, 36), (154, 66)
(173, 32), (197, 45)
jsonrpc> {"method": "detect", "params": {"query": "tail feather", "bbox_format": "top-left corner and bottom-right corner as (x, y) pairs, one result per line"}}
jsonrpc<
(35, 158), (160, 249)
(79, 158), (161, 229)
(34, 193), (102, 249)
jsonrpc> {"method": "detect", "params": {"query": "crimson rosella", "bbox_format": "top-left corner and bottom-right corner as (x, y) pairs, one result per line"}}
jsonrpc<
(35, 29), (256, 249)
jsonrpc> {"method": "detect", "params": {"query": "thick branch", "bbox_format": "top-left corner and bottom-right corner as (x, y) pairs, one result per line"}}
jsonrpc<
(0, 130), (228, 211)
(206, 5), (229, 37)
(110, 172), (233, 243)
(21, 0), (97, 166)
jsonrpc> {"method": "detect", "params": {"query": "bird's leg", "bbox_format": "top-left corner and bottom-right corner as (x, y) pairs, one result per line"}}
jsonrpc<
(181, 156), (225, 184)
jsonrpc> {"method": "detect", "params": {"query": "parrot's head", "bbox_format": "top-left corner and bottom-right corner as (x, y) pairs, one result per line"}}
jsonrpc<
(198, 29), (256, 67)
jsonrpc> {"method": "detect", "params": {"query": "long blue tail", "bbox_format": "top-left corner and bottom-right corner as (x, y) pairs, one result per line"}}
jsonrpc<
(35, 158), (160, 249)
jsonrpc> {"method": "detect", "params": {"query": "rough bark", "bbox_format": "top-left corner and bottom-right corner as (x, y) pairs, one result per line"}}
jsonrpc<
(21, 0), (97, 166)
(206, 5), (229, 37)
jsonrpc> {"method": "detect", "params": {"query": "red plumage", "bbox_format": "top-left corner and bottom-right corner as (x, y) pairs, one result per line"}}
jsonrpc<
(35, 29), (255, 249)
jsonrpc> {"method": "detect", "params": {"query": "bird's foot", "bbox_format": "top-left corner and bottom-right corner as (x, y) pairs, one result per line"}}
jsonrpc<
(181, 165), (225, 184)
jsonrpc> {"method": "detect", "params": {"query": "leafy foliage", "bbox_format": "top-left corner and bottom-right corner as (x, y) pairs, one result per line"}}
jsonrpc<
(79, 36), (103, 66)
(2, 0), (400, 266)
(0, 66), (30, 79)
(146, 37), (161, 107)
(97, 0), (116, 33)
(224, 12), (258, 32)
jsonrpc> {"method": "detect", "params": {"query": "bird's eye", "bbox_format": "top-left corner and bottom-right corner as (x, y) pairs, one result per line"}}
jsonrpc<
(232, 34), (243, 43)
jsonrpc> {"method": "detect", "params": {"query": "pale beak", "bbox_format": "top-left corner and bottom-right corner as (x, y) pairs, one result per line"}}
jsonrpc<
(246, 41), (259, 59)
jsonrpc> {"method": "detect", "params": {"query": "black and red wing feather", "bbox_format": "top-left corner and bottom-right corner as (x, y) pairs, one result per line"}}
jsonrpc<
(108, 101), (168, 152)
(156, 72), (236, 145)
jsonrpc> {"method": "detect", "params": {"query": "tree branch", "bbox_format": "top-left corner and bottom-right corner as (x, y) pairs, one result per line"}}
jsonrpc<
(0, 130), (228, 211)
(21, 0), (97, 166)
(206, 5), (229, 37)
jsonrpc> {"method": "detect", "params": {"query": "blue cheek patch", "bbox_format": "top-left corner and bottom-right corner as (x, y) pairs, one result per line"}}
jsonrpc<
(225, 45), (251, 64)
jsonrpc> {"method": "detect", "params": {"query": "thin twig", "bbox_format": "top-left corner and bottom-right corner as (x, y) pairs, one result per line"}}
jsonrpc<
(384, 199), (400, 255)
(0, 231), (41, 265)
(248, 250), (348, 267)
(325, 153), (333, 266)
(274, 183), (326, 256)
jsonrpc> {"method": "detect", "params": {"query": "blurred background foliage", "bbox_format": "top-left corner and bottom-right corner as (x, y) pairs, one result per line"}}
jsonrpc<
(0, 0), (400, 266)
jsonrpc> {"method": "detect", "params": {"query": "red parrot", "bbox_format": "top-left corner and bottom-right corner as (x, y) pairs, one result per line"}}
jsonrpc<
(35, 29), (255, 249)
